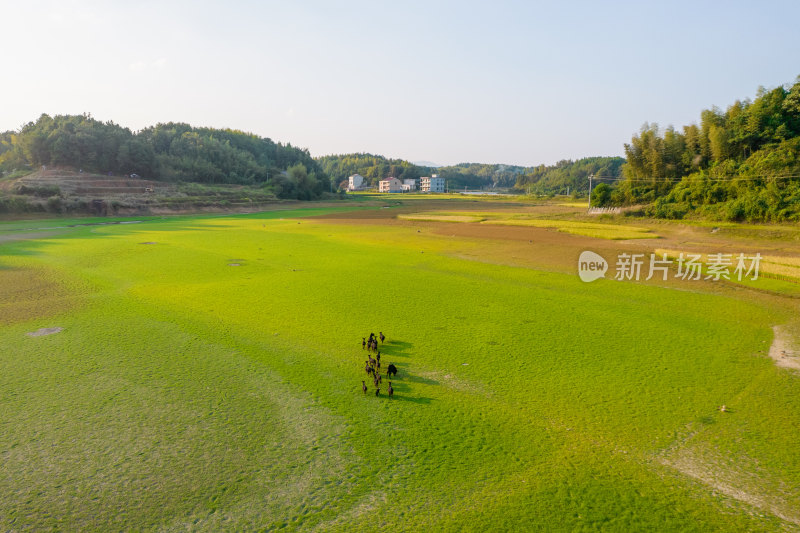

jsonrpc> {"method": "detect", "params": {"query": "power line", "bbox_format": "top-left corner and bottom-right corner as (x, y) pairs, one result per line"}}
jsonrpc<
(588, 174), (800, 183)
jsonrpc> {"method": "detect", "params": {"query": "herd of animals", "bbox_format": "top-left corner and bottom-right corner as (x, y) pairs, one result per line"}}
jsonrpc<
(361, 331), (397, 397)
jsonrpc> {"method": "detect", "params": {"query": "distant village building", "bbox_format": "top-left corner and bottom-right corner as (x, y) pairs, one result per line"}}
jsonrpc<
(379, 177), (402, 193)
(421, 174), (445, 193)
(402, 178), (418, 192)
(348, 173), (365, 191)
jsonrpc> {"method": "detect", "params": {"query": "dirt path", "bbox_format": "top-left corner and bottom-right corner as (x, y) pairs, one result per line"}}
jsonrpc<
(659, 451), (800, 526)
(769, 325), (800, 371)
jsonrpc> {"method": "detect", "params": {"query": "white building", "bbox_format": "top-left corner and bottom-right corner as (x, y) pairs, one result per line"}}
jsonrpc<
(402, 178), (418, 192)
(348, 174), (365, 191)
(420, 174), (445, 193)
(379, 177), (402, 193)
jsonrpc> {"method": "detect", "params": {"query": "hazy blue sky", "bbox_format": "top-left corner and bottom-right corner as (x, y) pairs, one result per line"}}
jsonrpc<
(4, 0), (799, 166)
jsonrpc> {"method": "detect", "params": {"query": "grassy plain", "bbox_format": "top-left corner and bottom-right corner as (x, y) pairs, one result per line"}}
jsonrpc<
(398, 210), (657, 239)
(1, 200), (799, 531)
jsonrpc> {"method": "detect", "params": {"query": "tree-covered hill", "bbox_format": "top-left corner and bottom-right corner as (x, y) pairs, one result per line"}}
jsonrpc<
(435, 163), (527, 189)
(609, 76), (800, 221)
(315, 153), (424, 187)
(0, 114), (329, 200)
(514, 157), (626, 196)
(317, 154), (536, 190)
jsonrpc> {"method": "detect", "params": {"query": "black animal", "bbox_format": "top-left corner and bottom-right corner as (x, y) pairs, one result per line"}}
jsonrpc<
(387, 363), (397, 377)
(365, 362), (374, 376)
(362, 338), (366, 349)
(368, 356), (376, 367)
(387, 382), (393, 397)
(376, 352), (381, 364)
(375, 387), (380, 397)
(362, 380), (367, 394)
(379, 332), (385, 343)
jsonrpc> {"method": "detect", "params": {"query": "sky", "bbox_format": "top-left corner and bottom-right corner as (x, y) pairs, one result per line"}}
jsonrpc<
(3, 0), (799, 167)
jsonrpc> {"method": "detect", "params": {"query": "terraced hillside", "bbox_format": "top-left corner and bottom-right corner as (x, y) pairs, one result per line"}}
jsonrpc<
(8, 168), (174, 197)
(0, 168), (280, 215)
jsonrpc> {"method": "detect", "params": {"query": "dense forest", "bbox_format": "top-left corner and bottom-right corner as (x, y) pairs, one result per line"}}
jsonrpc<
(606, 76), (800, 221)
(0, 114), (329, 199)
(514, 157), (626, 196)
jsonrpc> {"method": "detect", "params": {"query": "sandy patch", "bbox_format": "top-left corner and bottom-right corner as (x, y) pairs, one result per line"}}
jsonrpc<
(26, 327), (63, 337)
(768, 326), (800, 371)
(0, 230), (65, 244)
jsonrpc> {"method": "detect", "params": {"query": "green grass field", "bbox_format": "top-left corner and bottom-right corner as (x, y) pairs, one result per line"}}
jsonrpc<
(1, 205), (799, 531)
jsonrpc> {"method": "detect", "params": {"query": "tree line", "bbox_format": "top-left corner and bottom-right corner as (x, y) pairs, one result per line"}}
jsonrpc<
(607, 76), (800, 221)
(0, 114), (329, 199)
(317, 154), (536, 190)
(316, 153), (424, 188)
(514, 157), (625, 196)
(317, 153), (626, 194)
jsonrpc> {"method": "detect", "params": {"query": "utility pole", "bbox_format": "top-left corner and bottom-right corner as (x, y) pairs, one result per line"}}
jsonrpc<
(587, 174), (594, 209)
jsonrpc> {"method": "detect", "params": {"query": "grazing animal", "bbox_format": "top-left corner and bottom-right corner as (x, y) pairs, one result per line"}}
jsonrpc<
(362, 338), (366, 349)
(379, 332), (385, 343)
(362, 381), (367, 394)
(365, 362), (374, 375)
(387, 382), (393, 397)
(368, 356), (376, 367)
(387, 363), (397, 377)
(376, 352), (381, 363)
(375, 387), (380, 397)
